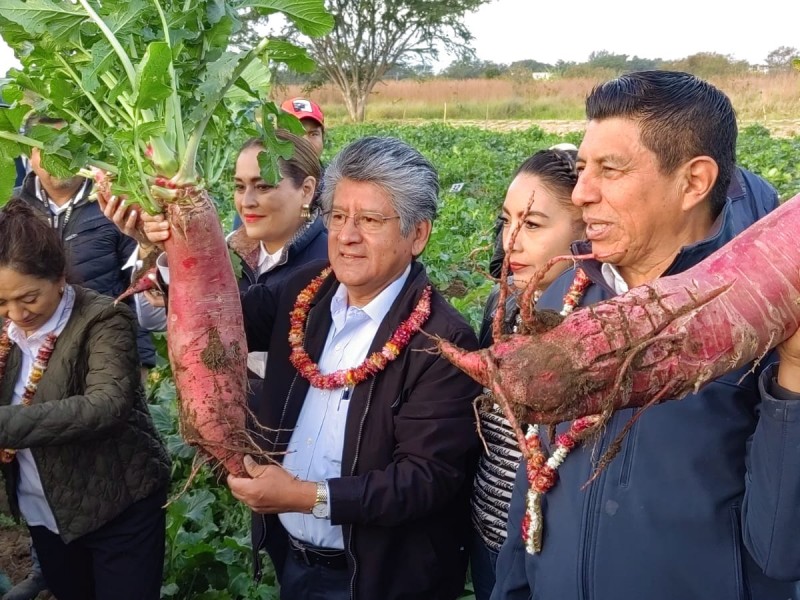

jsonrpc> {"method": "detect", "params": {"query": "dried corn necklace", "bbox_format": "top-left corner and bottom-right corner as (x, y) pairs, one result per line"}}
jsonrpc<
(519, 268), (599, 554)
(0, 322), (59, 463)
(289, 267), (432, 389)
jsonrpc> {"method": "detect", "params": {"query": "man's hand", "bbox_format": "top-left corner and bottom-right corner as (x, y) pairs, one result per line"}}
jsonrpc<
(777, 327), (800, 394)
(227, 456), (317, 514)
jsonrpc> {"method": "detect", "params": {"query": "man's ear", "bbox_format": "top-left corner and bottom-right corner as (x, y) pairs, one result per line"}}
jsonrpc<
(680, 156), (719, 212)
(411, 220), (432, 257)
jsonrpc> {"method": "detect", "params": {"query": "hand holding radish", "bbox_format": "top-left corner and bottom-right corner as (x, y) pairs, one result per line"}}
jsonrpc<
(140, 212), (170, 249)
(227, 456), (317, 514)
(97, 192), (147, 245)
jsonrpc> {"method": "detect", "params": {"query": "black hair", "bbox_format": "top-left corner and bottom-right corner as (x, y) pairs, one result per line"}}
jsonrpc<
(0, 198), (66, 282)
(515, 148), (579, 209)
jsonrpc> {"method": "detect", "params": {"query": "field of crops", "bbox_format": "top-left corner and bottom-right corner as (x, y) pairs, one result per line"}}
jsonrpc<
(2, 122), (799, 599)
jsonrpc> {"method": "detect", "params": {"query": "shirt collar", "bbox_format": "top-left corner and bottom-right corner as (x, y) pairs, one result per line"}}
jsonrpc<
(600, 262), (629, 294)
(331, 264), (412, 327)
(257, 242), (284, 275)
(34, 178), (87, 214)
(7, 285), (75, 346)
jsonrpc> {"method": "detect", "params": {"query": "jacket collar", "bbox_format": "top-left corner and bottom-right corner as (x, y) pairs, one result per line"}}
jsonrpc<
(21, 172), (91, 212)
(570, 198), (737, 290)
(227, 216), (326, 279)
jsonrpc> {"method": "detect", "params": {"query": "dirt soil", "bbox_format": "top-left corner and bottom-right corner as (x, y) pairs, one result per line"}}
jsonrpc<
(0, 487), (53, 599)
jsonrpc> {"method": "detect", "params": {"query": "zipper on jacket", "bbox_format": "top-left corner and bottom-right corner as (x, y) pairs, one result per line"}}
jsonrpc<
(578, 432), (608, 600)
(252, 375), (297, 582)
(271, 374), (299, 453)
(617, 419), (639, 488)
(347, 377), (378, 600)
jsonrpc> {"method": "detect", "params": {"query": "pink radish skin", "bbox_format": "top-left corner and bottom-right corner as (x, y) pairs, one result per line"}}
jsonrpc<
(161, 190), (250, 477)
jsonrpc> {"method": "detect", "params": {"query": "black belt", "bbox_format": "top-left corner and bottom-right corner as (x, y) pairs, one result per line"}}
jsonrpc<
(288, 536), (348, 571)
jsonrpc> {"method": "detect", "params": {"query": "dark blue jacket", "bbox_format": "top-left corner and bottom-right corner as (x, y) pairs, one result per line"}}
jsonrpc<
(492, 198), (800, 600)
(15, 173), (156, 367)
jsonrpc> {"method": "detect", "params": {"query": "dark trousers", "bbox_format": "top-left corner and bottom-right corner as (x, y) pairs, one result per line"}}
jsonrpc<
(470, 528), (500, 600)
(28, 488), (166, 600)
(280, 547), (350, 600)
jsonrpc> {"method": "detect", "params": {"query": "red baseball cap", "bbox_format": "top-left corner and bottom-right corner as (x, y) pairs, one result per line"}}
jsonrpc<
(280, 97), (325, 128)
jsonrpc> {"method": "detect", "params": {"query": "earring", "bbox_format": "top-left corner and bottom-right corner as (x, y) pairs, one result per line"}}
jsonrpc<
(300, 203), (312, 221)
(59, 287), (65, 294)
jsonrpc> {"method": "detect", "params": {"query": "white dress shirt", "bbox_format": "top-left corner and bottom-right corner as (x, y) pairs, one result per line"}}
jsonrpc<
(247, 243), (285, 377)
(279, 265), (411, 549)
(7, 285), (76, 534)
(601, 262), (630, 294)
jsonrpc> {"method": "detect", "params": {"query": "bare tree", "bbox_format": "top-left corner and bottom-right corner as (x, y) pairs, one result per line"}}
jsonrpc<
(294, 0), (489, 121)
(765, 46), (799, 71)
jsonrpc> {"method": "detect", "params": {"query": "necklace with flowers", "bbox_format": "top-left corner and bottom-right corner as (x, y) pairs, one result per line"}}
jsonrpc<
(518, 268), (599, 554)
(289, 267), (432, 389)
(0, 322), (59, 464)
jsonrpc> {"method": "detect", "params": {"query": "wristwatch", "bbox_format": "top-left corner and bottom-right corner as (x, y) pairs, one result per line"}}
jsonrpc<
(312, 481), (330, 519)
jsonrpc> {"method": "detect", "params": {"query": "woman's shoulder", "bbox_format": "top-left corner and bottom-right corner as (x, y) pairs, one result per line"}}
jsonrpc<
(70, 286), (136, 326)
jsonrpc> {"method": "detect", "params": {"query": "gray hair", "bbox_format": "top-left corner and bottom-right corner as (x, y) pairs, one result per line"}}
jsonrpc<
(320, 136), (439, 236)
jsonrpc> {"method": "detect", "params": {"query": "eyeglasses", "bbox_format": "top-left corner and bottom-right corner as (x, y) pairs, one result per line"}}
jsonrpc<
(322, 209), (401, 234)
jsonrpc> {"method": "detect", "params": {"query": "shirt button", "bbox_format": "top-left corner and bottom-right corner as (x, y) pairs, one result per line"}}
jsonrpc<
(334, 344), (342, 351)
(307, 438), (313, 446)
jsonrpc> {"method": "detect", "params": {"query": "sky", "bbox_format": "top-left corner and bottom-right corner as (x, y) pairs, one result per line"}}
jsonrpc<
(461, 0), (799, 67)
(1, 0), (798, 76)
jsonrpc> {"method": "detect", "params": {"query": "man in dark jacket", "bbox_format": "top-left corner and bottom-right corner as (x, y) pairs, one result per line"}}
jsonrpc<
(224, 136), (482, 599)
(492, 71), (800, 599)
(14, 116), (155, 370)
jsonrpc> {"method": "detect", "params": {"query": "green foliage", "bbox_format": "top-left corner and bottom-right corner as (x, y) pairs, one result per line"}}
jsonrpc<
(661, 52), (750, 79)
(737, 125), (800, 201)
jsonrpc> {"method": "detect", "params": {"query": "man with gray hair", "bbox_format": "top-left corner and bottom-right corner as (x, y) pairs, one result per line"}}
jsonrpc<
(137, 136), (481, 599)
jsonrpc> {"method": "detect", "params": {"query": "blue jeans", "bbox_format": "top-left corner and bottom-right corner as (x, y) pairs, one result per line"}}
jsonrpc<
(470, 529), (500, 600)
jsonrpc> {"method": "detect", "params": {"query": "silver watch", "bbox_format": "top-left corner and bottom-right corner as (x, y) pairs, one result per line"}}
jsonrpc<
(312, 481), (330, 519)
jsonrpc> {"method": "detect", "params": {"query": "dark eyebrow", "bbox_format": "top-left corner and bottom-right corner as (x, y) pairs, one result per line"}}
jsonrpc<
(526, 210), (550, 220)
(501, 206), (550, 220)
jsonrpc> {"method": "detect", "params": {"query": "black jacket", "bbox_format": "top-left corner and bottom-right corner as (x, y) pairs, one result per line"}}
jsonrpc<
(242, 260), (481, 600)
(15, 173), (156, 366)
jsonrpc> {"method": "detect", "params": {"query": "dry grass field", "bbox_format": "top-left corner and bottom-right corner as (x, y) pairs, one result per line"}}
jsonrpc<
(279, 72), (800, 130)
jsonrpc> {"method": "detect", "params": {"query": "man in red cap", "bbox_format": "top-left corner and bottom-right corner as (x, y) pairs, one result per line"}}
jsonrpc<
(280, 97), (325, 158)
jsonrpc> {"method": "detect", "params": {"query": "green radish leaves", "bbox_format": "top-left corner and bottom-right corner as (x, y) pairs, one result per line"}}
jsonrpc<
(248, 0), (334, 37)
(0, 0), (333, 209)
(135, 42), (174, 110)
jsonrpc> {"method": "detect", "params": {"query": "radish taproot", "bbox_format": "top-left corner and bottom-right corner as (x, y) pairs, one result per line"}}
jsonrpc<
(0, 0), (334, 476)
(438, 193), (800, 459)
